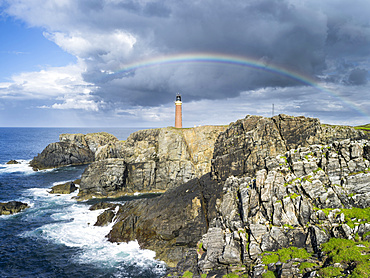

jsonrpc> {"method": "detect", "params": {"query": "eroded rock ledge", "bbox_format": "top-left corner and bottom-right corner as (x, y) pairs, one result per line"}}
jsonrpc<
(30, 132), (117, 170)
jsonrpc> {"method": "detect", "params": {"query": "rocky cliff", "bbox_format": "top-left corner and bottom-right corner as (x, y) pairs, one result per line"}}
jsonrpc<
(94, 115), (370, 277)
(77, 125), (226, 199)
(212, 114), (367, 181)
(30, 132), (118, 170)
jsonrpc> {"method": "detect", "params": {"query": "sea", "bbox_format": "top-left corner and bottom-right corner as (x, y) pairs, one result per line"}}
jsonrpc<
(0, 127), (166, 278)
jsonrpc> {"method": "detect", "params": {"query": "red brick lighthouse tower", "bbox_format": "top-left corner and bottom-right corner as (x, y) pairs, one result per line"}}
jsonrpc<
(175, 93), (182, 128)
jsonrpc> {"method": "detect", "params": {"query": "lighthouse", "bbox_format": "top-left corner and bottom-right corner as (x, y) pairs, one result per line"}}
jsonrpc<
(175, 93), (182, 128)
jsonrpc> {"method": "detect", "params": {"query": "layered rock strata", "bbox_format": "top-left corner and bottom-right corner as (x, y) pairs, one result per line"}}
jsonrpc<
(94, 114), (369, 277)
(212, 114), (367, 181)
(78, 125), (226, 199)
(195, 139), (370, 277)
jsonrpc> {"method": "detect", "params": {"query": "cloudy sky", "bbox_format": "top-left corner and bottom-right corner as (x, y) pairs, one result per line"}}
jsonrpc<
(0, 0), (369, 127)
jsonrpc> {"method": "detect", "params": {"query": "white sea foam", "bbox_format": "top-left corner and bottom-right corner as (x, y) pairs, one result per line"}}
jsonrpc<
(0, 160), (35, 174)
(21, 188), (166, 275)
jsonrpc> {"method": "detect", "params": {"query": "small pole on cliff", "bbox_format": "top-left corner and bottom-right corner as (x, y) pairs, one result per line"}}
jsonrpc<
(272, 103), (274, 117)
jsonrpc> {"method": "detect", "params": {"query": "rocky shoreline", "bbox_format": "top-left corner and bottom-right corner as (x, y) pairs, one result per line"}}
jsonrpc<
(30, 114), (370, 277)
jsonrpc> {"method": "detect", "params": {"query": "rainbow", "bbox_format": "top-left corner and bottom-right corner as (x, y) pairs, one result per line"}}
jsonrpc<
(111, 52), (370, 120)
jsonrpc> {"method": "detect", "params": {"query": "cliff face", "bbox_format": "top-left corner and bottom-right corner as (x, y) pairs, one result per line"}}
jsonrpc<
(97, 115), (370, 277)
(78, 125), (226, 199)
(107, 173), (222, 267)
(196, 139), (370, 277)
(212, 114), (368, 181)
(30, 132), (117, 170)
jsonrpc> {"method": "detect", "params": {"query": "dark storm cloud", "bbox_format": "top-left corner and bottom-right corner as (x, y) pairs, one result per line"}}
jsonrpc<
(347, 68), (368, 85)
(75, 0), (331, 107)
(3, 0), (370, 117)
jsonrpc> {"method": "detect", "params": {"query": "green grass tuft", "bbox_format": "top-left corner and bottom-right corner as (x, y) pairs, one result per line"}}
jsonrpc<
(262, 247), (312, 264)
(262, 270), (277, 278)
(182, 271), (193, 278)
(321, 238), (370, 277)
(318, 266), (343, 277)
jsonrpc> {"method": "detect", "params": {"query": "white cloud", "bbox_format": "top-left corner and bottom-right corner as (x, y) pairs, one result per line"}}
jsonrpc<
(50, 97), (104, 111)
(0, 60), (104, 111)
(44, 30), (136, 61)
(0, 62), (90, 98)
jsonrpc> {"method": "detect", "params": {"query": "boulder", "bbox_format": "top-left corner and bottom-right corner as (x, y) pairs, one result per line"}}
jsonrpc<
(0, 201), (29, 215)
(49, 181), (78, 194)
(94, 209), (116, 226)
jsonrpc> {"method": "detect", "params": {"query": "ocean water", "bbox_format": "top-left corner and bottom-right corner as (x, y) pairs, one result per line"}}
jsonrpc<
(0, 127), (166, 278)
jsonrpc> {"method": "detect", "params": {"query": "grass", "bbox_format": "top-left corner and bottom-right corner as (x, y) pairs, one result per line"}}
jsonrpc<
(182, 271), (193, 278)
(318, 266), (343, 277)
(222, 274), (239, 278)
(321, 238), (370, 278)
(262, 270), (276, 278)
(289, 192), (300, 199)
(317, 207), (370, 228)
(313, 167), (323, 173)
(354, 123), (370, 132)
(299, 262), (317, 271)
(261, 247), (312, 264)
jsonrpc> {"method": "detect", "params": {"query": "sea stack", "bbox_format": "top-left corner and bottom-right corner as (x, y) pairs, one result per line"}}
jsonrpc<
(175, 93), (182, 128)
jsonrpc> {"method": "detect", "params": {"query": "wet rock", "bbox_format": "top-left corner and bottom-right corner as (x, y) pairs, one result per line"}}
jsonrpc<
(49, 181), (77, 194)
(0, 201), (29, 215)
(6, 160), (20, 164)
(94, 209), (116, 226)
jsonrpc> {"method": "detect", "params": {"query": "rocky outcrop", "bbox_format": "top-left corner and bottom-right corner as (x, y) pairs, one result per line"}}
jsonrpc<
(212, 114), (368, 181)
(30, 132), (117, 170)
(79, 159), (127, 199)
(60, 132), (118, 153)
(106, 173), (222, 267)
(93, 114), (370, 277)
(29, 142), (95, 171)
(78, 126), (226, 199)
(49, 181), (78, 194)
(195, 139), (370, 277)
(0, 201), (29, 215)
(6, 160), (20, 164)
